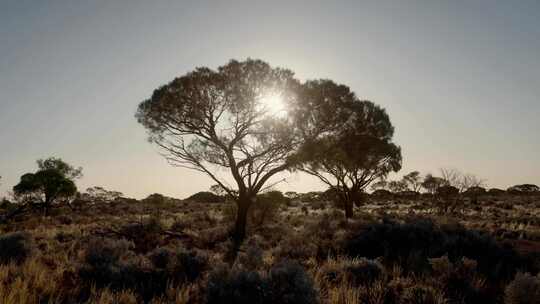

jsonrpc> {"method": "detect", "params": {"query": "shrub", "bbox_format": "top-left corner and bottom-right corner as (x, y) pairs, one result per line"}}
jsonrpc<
(148, 247), (208, 282)
(345, 258), (384, 286)
(344, 218), (525, 281)
(436, 185), (459, 197)
(401, 285), (447, 304)
(371, 189), (393, 197)
(237, 244), (264, 270)
(507, 184), (540, 195)
(206, 261), (319, 304)
(78, 238), (140, 296)
(488, 188), (506, 195)
(504, 272), (540, 304)
(267, 260), (319, 304)
(464, 186), (486, 196)
(186, 191), (225, 203)
(0, 232), (32, 264)
(79, 239), (207, 302)
(118, 216), (163, 252)
(249, 191), (288, 227)
(206, 266), (267, 304)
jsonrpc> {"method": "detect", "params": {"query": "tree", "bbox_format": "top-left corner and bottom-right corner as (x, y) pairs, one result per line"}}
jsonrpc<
(422, 174), (446, 194)
(439, 168), (485, 193)
(13, 168), (77, 215)
(507, 184), (539, 194)
(37, 157), (83, 180)
(402, 171), (422, 192)
(370, 180), (388, 192)
(295, 81), (402, 218)
(82, 186), (123, 203)
(388, 180), (408, 193)
(136, 59), (311, 244)
(457, 173), (486, 193)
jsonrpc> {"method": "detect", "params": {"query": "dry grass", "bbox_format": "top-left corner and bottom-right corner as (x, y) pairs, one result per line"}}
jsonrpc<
(0, 193), (538, 303)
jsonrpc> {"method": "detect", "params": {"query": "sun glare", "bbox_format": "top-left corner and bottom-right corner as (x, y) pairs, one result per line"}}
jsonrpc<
(260, 93), (287, 117)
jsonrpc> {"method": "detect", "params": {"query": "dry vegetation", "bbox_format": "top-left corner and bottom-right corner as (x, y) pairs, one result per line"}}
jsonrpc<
(0, 191), (539, 304)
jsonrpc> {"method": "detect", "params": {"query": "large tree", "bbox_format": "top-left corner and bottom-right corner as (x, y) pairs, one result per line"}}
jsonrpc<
(136, 59), (307, 244)
(294, 81), (402, 218)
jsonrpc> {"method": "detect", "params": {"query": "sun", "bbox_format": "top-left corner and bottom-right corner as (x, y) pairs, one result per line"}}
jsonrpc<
(259, 92), (287, 117)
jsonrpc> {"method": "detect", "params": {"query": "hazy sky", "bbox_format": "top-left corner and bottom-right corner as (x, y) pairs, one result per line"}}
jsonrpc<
(1, 1), (539, 199)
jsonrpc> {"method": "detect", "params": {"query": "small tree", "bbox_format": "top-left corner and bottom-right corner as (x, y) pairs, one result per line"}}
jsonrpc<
(507, 184), (540, 194)
(422, 174), (446, 194)
(388, 180), (408, 193)
(83, 186), (123, 203)
(370, 180), (388, 192)
(13, 167), (78, 215)
(402, 171), (423, 192)
(295, 83), (402, 218)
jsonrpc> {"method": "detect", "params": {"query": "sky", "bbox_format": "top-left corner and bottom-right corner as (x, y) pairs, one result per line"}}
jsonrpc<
(1, 1), (539, 199)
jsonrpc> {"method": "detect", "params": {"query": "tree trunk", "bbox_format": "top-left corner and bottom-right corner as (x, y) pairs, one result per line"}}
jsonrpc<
(225, 195), (251, 265)
(344, 200), (353, 219)
(233, 196), (251, 246)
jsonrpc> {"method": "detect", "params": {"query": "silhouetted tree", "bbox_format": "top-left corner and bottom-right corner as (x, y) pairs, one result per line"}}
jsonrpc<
(464, 186), (486, 204)
(370, 180), (388, 192)
(457, 173), (485, 192)
(402, 171), (423, 192)
(295, 82), (402, 218)
(82, 186), (123, 203)
(507, 184), (539, 194)
(13, 164), (78, 216)
(388, 180), (408, 193)
(440, 168), (461, 188)
(422, 174), (446, 194)
(136, 59), (318, 245)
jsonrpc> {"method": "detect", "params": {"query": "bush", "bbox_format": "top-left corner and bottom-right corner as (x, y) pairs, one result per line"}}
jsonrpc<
(436, 185), (459, 197)
(344, 218), (525, 281)
(78, 238), (134, 287)
(187, 191), (225, 203)
(371, 189), (393, 197)
(206, 261), (319, 304)
(249, 191), (288, 227)
(206, 266), (267, 304)
(345, 258), (384, 285)
(464, 186), (486, 196)
(507, 184), (540, 195)
(0, 232), (32, 264)
(118, 216), (163, 253)
(79, 239), (207, 302)
(401, 285), (447, 304)
(148, 246), (208, 282)
(504, 272), (540, 304)
(267, 260), (319, 304)
(488, 188), (506, 195)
